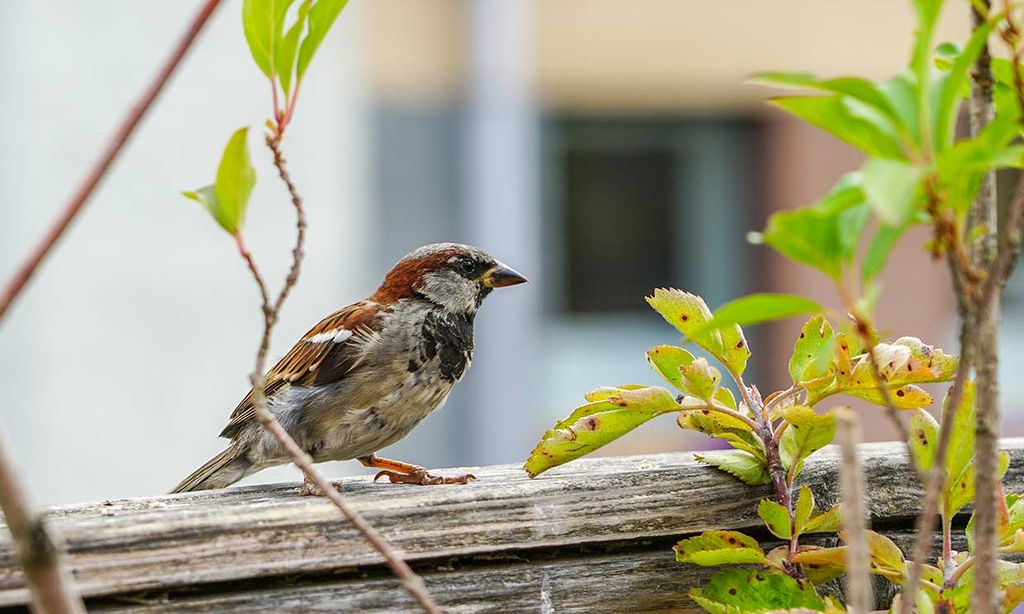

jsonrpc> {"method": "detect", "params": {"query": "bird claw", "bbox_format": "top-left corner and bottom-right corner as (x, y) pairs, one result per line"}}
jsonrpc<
(373, 468), (477, 485)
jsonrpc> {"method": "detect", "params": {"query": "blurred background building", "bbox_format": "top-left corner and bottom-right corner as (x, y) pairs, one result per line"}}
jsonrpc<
(1, 0), (1020, 506)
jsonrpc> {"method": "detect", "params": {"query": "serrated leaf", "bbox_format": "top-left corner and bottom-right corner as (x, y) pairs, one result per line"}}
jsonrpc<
(758, 499), (792, 539)
(696, 293), (822, 336)
(789, 316), (837, 386)
(524, 386), (678, 477)
(296, 0), (349, 82)
(645, 345), (694, 391)
(645, 289), (749, 375)
(694, 450), (771, 486)
(793, 485), (815, 536)
(674, 531), (766, 566)
(862, 158), (929, 227)
(909, 408), (939, 476)
(582, 384), (647, 402)
(688, 568), (826, 612)
(276, 0), (311, 96)
(780, 406), (836, 470)
(770, 95), (907, 159)
(804, 504), (841, 534)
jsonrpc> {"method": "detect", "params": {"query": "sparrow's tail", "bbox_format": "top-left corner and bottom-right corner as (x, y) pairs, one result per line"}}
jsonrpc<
(170, 445), (252, 493)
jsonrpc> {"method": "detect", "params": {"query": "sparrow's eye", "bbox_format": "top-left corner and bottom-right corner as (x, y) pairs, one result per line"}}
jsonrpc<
(457, 259), (476, 276)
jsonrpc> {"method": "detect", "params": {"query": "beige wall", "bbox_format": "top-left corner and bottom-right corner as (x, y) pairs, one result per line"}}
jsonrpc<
(366, 0), (972, 111)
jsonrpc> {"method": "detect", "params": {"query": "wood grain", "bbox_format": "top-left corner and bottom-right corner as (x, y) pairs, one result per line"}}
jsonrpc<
(0, 439), (1019, 612)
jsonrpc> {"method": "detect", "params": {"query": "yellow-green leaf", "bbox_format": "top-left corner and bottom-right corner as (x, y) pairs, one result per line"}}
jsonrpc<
(183, 128), (256, 236)
(688, 567), (826, 612)
(804, 504), (841, 534)
(645, 289), (748, 375)
(680, 357), (721, 402)
(758, 499), (792, 539)
(909, 408), (938, 476)
(276, 0), (311, 96)
(780, 406), (836, 470)
(674, 531), (766, 566)
(789, 315), (838, 387)
(296, 0), (348, 82)
(242, 0), (296, 78)
(694, 450), (771, 486)
(793, 485), (815, 536)
(524, 386), (678, 478)
(790, 545), (847, 584)
(645, 345), (694, 391)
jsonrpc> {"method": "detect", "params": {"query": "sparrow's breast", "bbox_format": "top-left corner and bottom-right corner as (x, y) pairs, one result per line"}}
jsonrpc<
(299, 302), (476, 461)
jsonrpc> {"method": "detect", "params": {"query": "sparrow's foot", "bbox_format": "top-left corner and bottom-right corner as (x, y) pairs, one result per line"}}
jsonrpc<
(299, 474), (342, 497)
(373, 468), (477, 486)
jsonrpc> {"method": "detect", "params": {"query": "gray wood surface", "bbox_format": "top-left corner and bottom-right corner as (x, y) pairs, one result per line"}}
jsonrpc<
(0, 439), (1020, 613)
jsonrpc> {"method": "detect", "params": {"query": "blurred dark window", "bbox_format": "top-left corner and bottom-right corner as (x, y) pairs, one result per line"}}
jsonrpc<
(564, 149), (674, 312)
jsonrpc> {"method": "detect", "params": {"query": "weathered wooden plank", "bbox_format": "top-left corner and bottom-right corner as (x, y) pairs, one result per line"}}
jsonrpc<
(0, 439), (1019, 609)
(92, 532), (958, 613)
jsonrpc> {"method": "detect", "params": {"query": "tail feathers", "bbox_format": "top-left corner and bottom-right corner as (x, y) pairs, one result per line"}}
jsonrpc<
(171, 446), (251, 494)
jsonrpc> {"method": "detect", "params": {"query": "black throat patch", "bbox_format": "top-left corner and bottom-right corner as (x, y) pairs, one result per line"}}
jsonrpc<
(420, 310), (475, 382)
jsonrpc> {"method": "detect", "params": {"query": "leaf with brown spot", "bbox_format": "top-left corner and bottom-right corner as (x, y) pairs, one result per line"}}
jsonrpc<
(645, 345), (694, 392)
(790, 545), (847, 584)
(645, 289), (749, 376)
(688, 567), (826, 612)
(674, 531), (767, 566)
(524, 386), (679, 477)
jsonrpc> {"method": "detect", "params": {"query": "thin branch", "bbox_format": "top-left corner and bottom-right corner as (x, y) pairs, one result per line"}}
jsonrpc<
(836, 410), (871, 614)
(234, 236), (441, 614)
(970, 4), (1001, 610)
(899, 337), (972, 614)
(0, 3), (223, 611)
(0, 0), (223, 325)
(265, 135), (306, 317)
(0, 434), (84, 613)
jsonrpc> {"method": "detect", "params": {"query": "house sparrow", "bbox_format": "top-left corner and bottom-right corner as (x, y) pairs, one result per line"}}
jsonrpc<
(172, 243), (527, 495)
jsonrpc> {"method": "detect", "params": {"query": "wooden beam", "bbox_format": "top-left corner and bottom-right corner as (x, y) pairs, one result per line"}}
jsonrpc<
(0, 440), (1020, 611)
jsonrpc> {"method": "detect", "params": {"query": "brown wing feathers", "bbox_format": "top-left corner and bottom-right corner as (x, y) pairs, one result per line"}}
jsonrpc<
(219, 301), (382, 439)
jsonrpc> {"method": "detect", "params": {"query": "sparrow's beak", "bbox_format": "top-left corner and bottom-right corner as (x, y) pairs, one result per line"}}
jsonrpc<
(481, 261), (528, 288)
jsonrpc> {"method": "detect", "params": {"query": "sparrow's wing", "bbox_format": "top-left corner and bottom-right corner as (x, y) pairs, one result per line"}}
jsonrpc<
(219, 300), (383, 439)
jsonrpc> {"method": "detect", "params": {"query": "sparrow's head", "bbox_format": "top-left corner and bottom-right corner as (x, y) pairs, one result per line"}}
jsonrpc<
(372, 243), (527, 313)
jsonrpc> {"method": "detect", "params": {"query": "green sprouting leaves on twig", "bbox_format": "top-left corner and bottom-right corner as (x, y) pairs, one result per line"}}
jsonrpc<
(242, 0), (349, 103)
(182, 128), (256, 236)
(646, 289), (750, 376)
(523, 386), (679, 478)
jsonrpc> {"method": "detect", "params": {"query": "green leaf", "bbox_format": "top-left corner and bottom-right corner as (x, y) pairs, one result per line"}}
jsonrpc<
(909, 408), (939, 476)
(851, 529), (907, 581)
(694, 450), (771, 486)
(804, 504), (841, 534)
(695, 293), (822, 335)
(296, 0), (349, 82)
(277, 0), (312, 96)
(645, 289), (750, 375)
(523, 386), (678, 477)
(183, 127), (257, 235)
(753, 72), (903, 127)
(933, 17), (999, 149)
(758, 499), (792, 539)
(780, 406), (836, 471)
(788, 315), (838, 387)
(793, 485), (815, 537)
(688, 568), (826, 613)
(911, 0), (944, 151)
(645, 345), (694, 392)
(862, 221), (912, 282)
(675, 531), (767, 566)
(942, 381), (975, 517)
(680, 357), (721, 402)
(242, 0), (296, 79)
(682, 407), (764, 461)
(789, 546), (847, 585)
(862, 158), (929, 227)
(770, 95), (907, 159)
